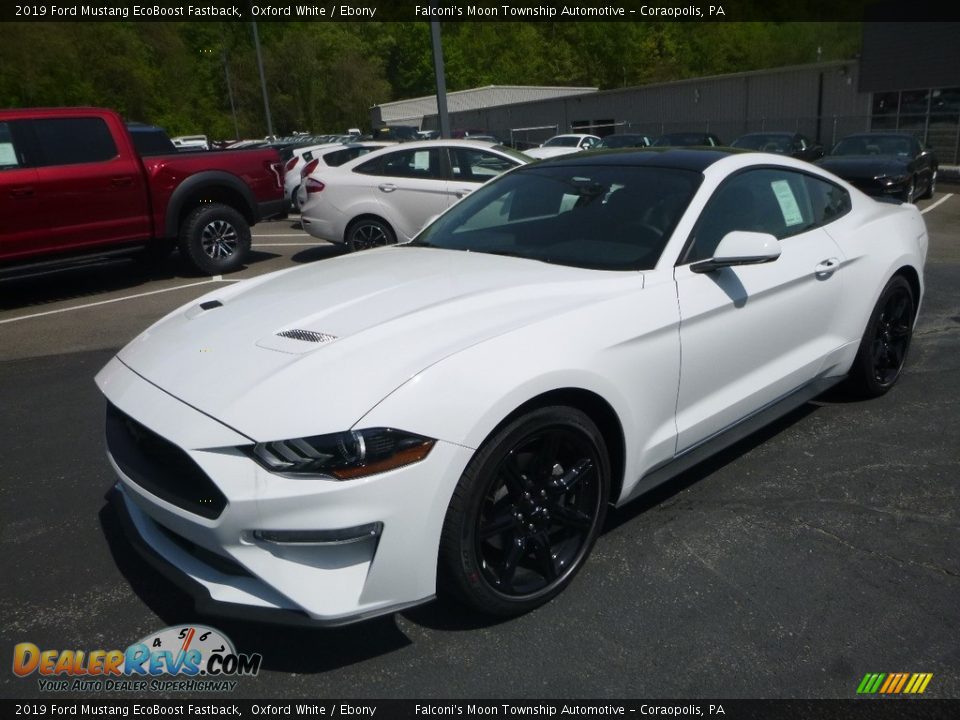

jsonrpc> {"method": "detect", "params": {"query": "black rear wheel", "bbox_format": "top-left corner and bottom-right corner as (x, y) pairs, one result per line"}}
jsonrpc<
(439, 406), (610, 617)
(178, 203), (251, 275)
(845, 275), (915, 398)
(346, 217), (395, 252)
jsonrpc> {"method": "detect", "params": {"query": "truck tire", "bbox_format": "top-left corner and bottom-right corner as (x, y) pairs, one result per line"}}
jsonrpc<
(178, 203), (251, 275)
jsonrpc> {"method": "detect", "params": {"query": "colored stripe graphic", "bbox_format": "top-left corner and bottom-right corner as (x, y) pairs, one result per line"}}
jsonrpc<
(857, 672), (933, 694)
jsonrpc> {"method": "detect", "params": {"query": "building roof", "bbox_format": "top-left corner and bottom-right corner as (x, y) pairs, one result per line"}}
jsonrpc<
(373, 85), (598, 126)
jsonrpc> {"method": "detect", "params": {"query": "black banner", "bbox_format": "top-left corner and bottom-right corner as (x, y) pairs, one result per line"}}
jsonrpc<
(1, 0), (959, 24)
(1, 699), (959, 720)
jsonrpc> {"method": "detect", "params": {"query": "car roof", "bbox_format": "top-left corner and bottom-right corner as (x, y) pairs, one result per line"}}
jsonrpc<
(530, 147), (740, 173)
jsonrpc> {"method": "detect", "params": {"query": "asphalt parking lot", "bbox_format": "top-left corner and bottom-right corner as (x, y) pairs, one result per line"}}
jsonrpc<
(1, 195), (958, 700)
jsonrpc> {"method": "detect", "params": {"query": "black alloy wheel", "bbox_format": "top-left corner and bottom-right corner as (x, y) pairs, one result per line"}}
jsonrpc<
(346, 217), (396, 252)
(921, 170), (937, 200)
(440, 406), (610, 617)
(846, 275), (915, 398)
(902, 176), (916, 204)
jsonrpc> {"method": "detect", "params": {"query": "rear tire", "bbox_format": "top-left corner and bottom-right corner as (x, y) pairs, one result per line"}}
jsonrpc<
(346, 217), (396, 252)
(845, 275), (915, 398)
(438, 406), (610, 617)
(178, 203), (251, 275)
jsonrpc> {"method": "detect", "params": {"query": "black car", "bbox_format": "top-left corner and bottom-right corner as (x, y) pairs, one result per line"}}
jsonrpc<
(817, 132), (937, 203)
(652, 132), (723, 147)
(730, 132), (824, 161)
(597, 133), (655, 149)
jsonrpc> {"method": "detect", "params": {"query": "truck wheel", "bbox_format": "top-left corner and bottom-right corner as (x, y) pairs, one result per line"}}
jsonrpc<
(178, 204), (251, 275)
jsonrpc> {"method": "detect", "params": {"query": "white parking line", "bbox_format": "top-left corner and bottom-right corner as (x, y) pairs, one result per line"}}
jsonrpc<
(921, 193), (953, 215)
(252, 243), (323, 247)
(251, 233), (309, 237)
(0, 277), (239, 326)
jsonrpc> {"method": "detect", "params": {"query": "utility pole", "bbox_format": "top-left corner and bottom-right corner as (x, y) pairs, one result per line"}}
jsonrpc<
(251, 20), (274, 138)
(222, 49), (240, 141)
(430, 17), (450, 139)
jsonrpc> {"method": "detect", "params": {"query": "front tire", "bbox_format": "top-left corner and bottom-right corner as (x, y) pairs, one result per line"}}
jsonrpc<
(901, 176), (916, 204)
(438, 406), (610, 617)
(920, 170), (937, 200)
(845, 275), (915, 398)
(345, 217), (396, 252)
(178, 203), (251, 275)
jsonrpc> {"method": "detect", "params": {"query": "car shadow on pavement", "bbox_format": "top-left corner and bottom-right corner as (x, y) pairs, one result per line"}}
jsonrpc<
(0, 256), (180, 310)
(97, 503), (413, 673)
(603, 402), (818, 534)
(290, 245), (349, 264)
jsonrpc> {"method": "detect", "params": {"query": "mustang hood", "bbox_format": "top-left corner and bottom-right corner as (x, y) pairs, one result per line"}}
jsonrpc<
(116, 247), (619, 442)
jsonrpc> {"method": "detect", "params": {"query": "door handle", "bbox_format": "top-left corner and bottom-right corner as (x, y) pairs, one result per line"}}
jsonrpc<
(814, 258), (841, 276)
(455, 188), (472, 199)
(111, 177), (134, 187)
(9, 187), (34, 198)
(378, 183), (396, 193)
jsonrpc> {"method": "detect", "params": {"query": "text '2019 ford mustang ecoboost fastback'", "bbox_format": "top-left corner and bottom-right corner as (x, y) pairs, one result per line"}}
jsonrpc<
(97, 148), (928, 625)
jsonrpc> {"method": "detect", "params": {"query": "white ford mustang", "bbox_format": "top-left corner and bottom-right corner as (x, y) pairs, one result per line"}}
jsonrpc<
(96, 148), (927, 625)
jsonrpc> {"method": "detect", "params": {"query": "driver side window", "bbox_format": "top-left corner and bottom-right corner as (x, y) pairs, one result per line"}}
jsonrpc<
(683, 169), (815, 264)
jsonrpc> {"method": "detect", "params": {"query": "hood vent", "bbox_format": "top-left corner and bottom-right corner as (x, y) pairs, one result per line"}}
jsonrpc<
(276, 329), (338, 344)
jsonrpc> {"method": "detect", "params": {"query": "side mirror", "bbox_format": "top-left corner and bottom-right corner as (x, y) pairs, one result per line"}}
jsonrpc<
(691, 231), (781, 274)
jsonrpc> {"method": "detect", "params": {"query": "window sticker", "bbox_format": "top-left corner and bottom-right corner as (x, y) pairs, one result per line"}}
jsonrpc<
(770, 179), (804, 227)
(0, 142), (18, 167)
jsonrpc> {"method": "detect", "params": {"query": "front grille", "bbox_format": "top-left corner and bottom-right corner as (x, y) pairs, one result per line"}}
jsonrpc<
(105, 403), (227, 520)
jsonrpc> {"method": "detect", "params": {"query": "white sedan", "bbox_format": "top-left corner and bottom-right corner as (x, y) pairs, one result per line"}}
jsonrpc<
(97, 149), (926, 625)
(299, 139), (528, 250)
(524, 133), (601, 159)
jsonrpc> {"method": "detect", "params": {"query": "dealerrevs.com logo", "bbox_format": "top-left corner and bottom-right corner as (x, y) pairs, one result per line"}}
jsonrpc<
(13, 625), (262, 692)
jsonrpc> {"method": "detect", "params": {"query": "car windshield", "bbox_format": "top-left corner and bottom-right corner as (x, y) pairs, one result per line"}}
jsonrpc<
(832, 135), (914, 156)
(409, 164), (700, 271)
(731, 135), (791, 152)
(543, 136), (581, 147)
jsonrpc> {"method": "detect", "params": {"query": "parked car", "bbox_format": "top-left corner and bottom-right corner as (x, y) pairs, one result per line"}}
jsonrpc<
(170, 134), (209, 151)
(653, 132), (723, 147)
(97, 148), (926, 626)
(524, 134), (601, 159)
(293, 142), (393, 210)
(816, 132), (938, 203)
(300, 139), (528, 250)
(124, 122), (178, 156)
(597, 133), (655, 149)
(730, 132), (824, 161)
(0, 108), (284, 276)
(282, 142), (341, 210)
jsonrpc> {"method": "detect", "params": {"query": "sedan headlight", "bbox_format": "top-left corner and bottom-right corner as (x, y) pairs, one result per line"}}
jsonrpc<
(876, 173), (909, 186)
(249, 428), (435, 479)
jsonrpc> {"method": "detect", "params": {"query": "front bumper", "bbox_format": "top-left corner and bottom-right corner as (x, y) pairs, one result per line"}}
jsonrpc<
(97, 356), (473, 625)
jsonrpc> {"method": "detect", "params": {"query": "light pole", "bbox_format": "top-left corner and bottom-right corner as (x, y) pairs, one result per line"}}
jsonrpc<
(430, 18), (450, 139)
(251, 20), (274, 138)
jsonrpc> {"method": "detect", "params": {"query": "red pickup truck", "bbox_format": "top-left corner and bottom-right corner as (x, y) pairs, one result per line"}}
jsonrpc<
(0, 107), (285, 276)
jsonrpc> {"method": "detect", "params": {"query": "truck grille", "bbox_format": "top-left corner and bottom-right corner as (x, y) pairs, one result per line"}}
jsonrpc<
(105, 403), (227, 520)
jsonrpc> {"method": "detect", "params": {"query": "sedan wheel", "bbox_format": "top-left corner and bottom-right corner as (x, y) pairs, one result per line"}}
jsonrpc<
(346, 218), (396, 252)
(902, 177), (916, 204)
(439, 406), (609, 617)
(846, 275), (915, 398)
(921, 170), (937, 200)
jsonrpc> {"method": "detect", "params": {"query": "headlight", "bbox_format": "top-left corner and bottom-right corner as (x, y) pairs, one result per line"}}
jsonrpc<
(248, 428), (435, 479)
(877, 174), (908, 186)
